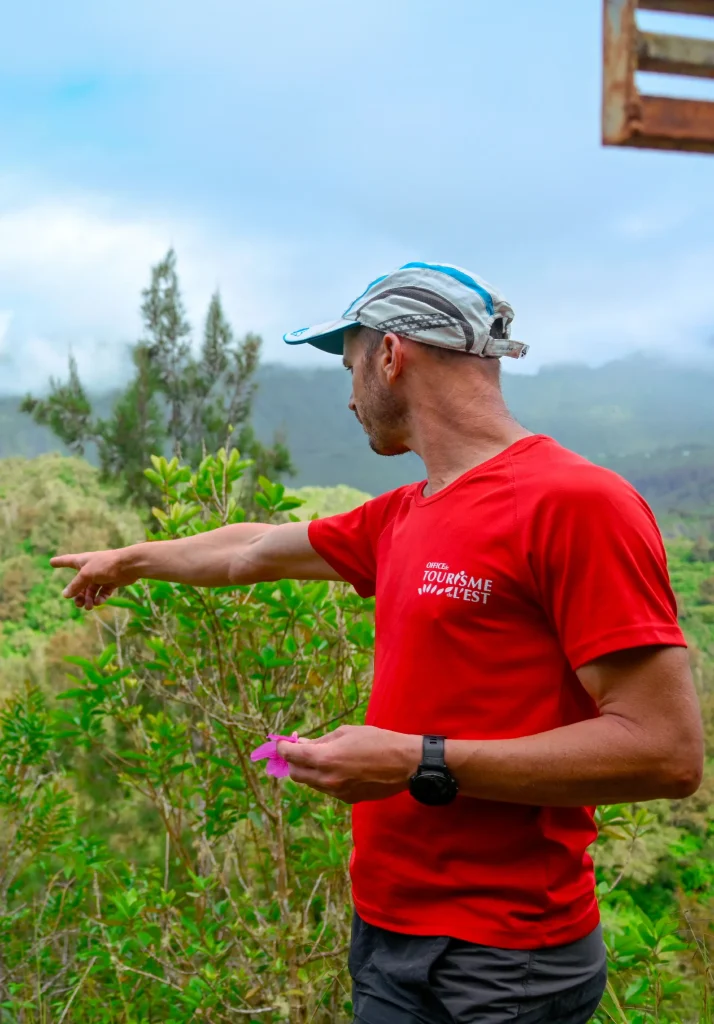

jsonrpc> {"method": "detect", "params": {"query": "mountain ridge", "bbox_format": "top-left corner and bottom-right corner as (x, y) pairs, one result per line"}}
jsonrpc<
(2, 355), (713, 517)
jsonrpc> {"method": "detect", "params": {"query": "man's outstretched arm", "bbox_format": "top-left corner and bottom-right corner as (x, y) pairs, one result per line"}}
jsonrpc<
(279, 645), (704, 806)
(50, 522), (344, 610)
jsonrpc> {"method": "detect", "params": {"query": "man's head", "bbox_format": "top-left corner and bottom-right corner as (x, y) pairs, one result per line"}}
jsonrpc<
(342, 325), (504, 456)
(284, 262), (527, 456)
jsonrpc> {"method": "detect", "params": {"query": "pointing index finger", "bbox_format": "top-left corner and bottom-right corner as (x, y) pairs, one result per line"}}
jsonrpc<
(50, 554), (83, 570)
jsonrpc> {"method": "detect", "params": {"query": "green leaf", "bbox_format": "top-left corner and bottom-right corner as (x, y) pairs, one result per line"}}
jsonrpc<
(97, 645), (117, 670)
(624, 976), (650, 1003)
(143, 468), (165, 488)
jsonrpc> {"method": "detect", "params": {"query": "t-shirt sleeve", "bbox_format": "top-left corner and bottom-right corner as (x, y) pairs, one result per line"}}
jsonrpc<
(524, 469), (686, 670)
(307, 488), (406, 598)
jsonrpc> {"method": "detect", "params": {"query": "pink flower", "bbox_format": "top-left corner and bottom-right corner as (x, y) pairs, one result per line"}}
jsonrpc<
(250, 732), (299, 778)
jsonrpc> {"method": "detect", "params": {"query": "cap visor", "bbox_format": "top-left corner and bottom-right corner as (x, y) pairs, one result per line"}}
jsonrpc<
(283, 317), (359, 356)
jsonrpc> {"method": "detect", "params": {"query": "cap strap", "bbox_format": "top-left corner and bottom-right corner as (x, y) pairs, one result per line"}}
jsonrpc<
(482, 339), (530, 359)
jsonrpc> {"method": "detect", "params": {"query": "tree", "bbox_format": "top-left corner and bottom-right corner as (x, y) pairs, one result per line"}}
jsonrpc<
(22, 249), (293, 507)
(20, 353), (94, 455)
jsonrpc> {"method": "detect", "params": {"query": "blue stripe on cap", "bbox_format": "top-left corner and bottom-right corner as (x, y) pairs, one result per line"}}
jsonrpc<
(400, 262), (494, 316)
(343, 273), (389, 317)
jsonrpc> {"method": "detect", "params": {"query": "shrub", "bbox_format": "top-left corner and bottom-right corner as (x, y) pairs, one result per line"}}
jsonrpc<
(0, 449), (374, 1023)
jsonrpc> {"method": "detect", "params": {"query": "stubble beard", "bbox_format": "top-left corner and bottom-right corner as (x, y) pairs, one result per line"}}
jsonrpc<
(359, 369), (410, 458)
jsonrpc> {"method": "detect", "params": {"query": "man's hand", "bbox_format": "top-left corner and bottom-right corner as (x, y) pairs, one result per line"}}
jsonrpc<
(50, 550), (137, 610)
(277, 725), (422, 804)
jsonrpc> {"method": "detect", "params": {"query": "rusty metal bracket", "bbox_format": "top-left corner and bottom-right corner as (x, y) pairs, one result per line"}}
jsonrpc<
(602, 0), (714, 153)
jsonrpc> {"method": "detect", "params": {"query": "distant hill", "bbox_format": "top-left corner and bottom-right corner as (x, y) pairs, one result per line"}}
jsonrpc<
(2, 355), (713, 518)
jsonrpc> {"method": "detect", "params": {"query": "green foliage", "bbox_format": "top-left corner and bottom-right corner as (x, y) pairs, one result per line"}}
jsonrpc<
(287, 484), (374, 520)
(690, 536), (714, 564)
(21, 249), (293, 507)
(587, 550), (714, 1023)
(0, 450), (375, 1022)
(0, 455), (144, 699)
(668, 540), (714, 653)
(592, 796), (714, 1023)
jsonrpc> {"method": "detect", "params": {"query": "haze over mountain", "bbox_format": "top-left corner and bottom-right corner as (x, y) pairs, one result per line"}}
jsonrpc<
(2, 355), (713, 523)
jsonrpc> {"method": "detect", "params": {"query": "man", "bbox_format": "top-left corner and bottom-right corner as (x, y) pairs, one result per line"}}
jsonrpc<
(52, 262), (703, 1024)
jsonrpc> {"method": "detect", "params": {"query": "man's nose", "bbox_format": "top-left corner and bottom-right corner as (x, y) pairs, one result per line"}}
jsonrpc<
(348, 392), (356, 413)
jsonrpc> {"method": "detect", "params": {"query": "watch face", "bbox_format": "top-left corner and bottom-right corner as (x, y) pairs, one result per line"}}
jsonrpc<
(410, 769), (458, 807)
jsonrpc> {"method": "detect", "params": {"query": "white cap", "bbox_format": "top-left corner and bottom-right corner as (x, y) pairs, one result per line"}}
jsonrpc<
(284, 261), (528, 359)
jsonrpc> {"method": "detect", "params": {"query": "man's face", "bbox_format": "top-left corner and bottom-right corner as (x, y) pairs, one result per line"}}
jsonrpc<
(343, 330), (410, 457)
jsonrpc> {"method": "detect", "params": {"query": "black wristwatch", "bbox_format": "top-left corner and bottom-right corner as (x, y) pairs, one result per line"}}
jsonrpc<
(409, 736), (458, 806)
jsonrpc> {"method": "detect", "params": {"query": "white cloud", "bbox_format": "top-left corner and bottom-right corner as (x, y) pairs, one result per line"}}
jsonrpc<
(1, 174), (712, 397)
(613, 208), (691, 241)
(513, 243), (714, 372)
(0, 312), (12, 352)
(0, 188), (305, 393)
(0, 200), (168, 332)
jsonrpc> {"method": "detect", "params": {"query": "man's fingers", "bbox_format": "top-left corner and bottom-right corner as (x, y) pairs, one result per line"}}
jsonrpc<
(277, 741), (321, 768)
(84, 584), (101, 611)
(50, 554), (85, 570)
(299, 725), (351, 748)
(52, 552), (93, 602)
(304, 732), (338, 746)
(63, 571), (90, 600)
(71, 583), (115, 610)
(288, 764), (334, 791)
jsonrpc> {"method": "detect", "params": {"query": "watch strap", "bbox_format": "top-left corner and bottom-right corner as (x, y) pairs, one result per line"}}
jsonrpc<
(421, 735), (446, 767)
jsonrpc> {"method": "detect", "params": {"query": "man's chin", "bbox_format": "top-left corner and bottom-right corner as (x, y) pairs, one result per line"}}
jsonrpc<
(367, 438), (410, 457)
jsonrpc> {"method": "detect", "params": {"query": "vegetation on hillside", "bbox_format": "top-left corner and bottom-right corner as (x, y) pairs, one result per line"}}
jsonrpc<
(287, 484), (374, 521)
(0, 451), (711, 1022)
(0, 455), (143, 697)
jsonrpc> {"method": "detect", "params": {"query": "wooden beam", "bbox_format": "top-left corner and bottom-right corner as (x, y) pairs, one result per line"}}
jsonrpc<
(638, 30), (714, 78)
(626, 94), (714, 151)
(638, 0), (714, 16)
(603, 0), (639, 146)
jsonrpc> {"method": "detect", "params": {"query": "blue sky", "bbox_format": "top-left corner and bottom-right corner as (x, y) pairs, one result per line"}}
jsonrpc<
(1, 0), (713, 392)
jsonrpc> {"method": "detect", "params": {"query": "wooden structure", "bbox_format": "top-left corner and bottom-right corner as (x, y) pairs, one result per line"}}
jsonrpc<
(602, 0), (714, 153)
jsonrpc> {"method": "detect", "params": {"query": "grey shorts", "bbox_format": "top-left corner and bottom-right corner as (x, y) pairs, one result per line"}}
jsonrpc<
(349, 912), (607, 1024)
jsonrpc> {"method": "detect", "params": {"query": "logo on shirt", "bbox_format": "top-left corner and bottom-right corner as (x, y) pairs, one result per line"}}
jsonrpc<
(418, 562), (493, 604)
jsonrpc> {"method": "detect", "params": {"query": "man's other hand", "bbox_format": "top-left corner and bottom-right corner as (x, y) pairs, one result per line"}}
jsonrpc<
(277, 725), (422, 804)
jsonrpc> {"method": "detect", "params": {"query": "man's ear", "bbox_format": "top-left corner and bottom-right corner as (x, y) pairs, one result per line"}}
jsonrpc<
(381, 332), (404, 383)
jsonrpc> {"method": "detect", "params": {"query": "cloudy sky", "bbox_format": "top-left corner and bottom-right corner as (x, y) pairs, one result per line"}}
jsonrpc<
(1, 0), (713, 393)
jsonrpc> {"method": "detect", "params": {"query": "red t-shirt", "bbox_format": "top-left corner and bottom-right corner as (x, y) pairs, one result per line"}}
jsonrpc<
(307, 435), (686, 949)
